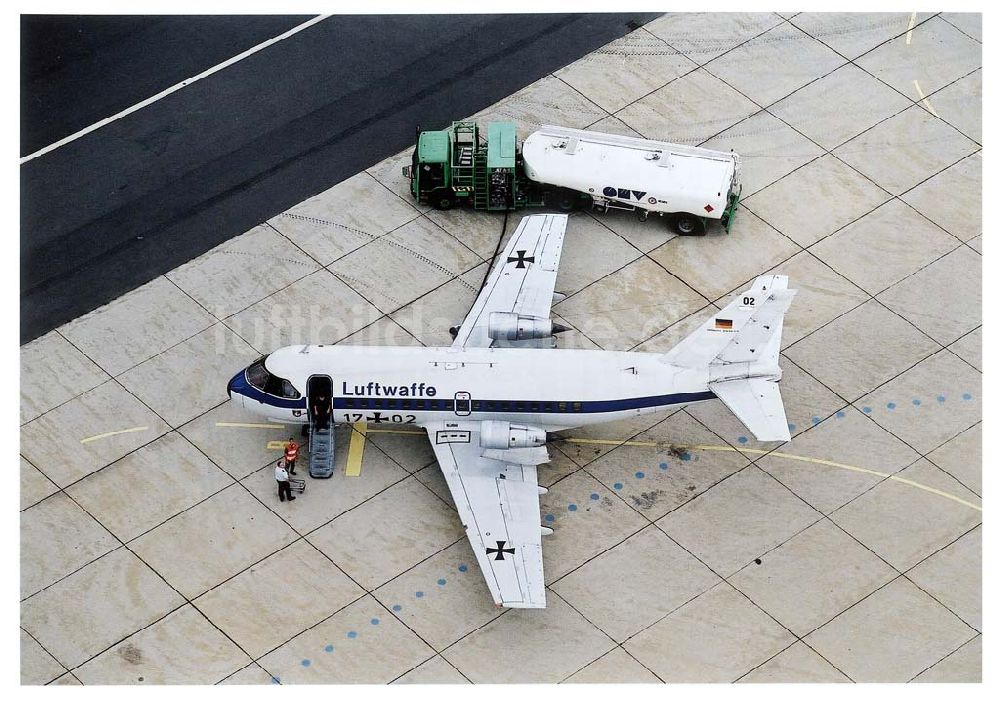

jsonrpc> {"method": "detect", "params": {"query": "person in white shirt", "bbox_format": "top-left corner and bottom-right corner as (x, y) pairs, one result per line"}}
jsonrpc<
(275, 460), (295, 502)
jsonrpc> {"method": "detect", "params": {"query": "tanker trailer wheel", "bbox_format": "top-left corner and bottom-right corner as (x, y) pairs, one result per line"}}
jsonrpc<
(551, 188), (580, 212)
(430, 189), (456, 210)
(669, 212), (706, 236)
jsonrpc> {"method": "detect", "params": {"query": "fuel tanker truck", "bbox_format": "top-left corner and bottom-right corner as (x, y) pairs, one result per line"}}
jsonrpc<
(402, 121), (741, 235)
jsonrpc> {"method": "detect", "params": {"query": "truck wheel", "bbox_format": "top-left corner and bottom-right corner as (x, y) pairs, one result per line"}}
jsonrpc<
(430, 190), (456, 210)
(670, 213), (706, 236)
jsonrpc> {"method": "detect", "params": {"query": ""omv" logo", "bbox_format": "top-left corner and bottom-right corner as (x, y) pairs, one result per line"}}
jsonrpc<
(603, 186), (647, 201)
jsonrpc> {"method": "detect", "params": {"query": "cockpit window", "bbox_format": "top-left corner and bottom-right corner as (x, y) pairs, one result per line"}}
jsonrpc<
(246, 361), (269, 388)
(245, 358), (301, 399)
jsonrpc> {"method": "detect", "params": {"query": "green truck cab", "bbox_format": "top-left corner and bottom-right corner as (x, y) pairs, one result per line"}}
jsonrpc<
(402, 121), (546, 211)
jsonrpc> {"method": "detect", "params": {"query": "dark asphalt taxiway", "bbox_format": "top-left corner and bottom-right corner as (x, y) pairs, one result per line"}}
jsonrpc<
(20, 13), (657, 343)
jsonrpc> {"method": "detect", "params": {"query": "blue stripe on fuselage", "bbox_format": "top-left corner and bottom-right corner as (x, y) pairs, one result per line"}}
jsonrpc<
(330, 390), (716, 413)
(229, 368), (716, 414)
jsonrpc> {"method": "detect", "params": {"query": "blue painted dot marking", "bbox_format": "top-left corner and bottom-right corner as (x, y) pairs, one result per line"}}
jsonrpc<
(963, 393), (973, 400)
(659, 462), (669, 470)
(788, 423), (797, 432)
(370, 618), (380, 625)
(811, 416), (821, 425)
(458, 564), (468, 572)
(912, 399), (921, 406)
(544, 514), (555, 523)
(613, 482), (623, 490)
(635, 471), (645, 479)
(937, 395), (946, 403)
(862, 406), (872, 414)
(680, 452), (691, 461)
(392, 605), (402, 613)
(568, 503), (578, 511)
(301, 659), (311, 667)
(324, 644), (334, 652)
(415, 591), (424, 598)
(347, 631), (358, 638)
(590, 493), (600, 500)
(887, 402), (896, 410)
(737, 436), (748, 445)
(437, 578), (447, 586)
(835, 411), (845, 419)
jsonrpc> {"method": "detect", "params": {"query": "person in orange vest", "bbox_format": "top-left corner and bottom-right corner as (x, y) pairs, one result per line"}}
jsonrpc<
(283, 437), (300, 476)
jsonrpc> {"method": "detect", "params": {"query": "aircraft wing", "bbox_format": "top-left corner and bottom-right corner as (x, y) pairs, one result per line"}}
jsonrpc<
(451, 213), (567, 349)
(424, 422), (547, 608)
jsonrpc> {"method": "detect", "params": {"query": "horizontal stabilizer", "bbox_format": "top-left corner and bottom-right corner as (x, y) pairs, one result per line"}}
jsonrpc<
(710, 378), (790, 442)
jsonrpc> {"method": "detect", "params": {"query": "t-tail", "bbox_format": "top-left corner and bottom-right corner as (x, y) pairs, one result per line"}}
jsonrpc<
(662, 275), (797, 442)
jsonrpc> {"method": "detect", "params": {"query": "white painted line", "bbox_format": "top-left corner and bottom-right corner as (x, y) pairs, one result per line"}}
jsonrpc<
(80, 426), (149, 444)
(20, 14), (329, 165)
(913, 79), (940, 117)
(906, 11), (917, 44)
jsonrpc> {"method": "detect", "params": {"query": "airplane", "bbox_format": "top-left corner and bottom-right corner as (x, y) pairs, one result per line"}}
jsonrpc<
(227, 213), (796, 609)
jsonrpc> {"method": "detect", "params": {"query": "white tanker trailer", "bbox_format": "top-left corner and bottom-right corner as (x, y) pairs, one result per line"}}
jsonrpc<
(404, 120), (742, 235)
(523, 126), (741, 235)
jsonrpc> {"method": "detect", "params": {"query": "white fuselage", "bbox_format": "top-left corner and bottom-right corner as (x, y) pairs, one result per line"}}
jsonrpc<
(227, 344), (715, 430)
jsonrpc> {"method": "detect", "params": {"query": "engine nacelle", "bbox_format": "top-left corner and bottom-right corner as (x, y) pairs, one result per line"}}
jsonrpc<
(480, 420), (547, 450)
(488, 312), (568, 341)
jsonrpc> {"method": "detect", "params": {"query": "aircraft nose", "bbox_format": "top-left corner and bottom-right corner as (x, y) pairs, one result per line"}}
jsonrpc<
(227, 370), (241, 399)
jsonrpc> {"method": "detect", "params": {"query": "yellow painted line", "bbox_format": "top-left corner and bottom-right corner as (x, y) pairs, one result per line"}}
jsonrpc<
(266, 441), (287, 451)
(345, 423), (369, 477)
(906, 11), (917, 44)
(241, 427), (982, 512)
(215, 422), (288, 429)
(912, 79), (939, 117)
(80, 426), (149, 444)
(565, 437), (659, 447)
(888, 476), (981, 511)
(562, 438), (982, 512)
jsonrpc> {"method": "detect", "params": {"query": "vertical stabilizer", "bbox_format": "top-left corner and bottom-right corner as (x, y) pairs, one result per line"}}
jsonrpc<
(662, 275), (797, 442)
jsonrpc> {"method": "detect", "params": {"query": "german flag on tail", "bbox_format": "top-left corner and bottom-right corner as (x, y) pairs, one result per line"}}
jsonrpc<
(714, 318), (733, 330)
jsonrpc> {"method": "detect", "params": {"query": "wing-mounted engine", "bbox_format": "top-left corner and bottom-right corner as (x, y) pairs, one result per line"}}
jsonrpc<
(479, 420), (550, 465)
(480, 420), (547, 448)
(487, 312), (569, 341)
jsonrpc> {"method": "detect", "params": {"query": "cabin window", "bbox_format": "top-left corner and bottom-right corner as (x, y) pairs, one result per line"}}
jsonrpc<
(558, 402), (567, 412)
(572, 402), (583, 412)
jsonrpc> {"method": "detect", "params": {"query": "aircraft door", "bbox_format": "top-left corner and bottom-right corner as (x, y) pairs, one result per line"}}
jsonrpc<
(454, 391), (471, 416)
(308, 375), (333, 429)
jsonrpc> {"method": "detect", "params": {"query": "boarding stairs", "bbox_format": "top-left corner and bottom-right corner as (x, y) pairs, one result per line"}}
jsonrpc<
(308, 421), (335, 478)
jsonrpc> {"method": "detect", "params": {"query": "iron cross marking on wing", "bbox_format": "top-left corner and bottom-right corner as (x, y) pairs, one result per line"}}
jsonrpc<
(367, 412), (387, 423)
(507, 250), (535, 269)
(486, 540), (516, 561)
